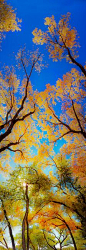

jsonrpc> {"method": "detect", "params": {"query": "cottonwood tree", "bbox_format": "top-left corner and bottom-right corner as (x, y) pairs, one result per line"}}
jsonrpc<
(0, 164), (52, 250)
(53, 155), (86, 238)
(35, 195), (83, 250)
(32, 147), (86, 246)
(0, 49), (42, 172)
(0, 0), (43, 172)
(34, 68), (86, 185)
(33, 143), (86, 226)
(0, 156), (85, 249)
(32, 14), (86, 187)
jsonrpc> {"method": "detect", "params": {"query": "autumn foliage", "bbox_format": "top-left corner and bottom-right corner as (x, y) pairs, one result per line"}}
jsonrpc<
(0, 4), (86, 250)
(0, 0), (21, 43)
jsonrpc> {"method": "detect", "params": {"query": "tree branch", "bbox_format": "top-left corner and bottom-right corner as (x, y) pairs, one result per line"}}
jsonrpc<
(43, 230), (55, 250)
(46, 100), (86, 140)
(0, 54), (40, 148)
(1, 199), (16, 250)
(71, 99), (86, 138)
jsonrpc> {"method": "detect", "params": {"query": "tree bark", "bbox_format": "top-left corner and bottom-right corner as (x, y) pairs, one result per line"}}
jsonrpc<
(60, 243), (62, 250)
(22, 213), (26, 250)
(2, 201), (16, 250)
(22, 183), (29, 250)
(63, 219), (77, 250)
(26, 183), (29, 250)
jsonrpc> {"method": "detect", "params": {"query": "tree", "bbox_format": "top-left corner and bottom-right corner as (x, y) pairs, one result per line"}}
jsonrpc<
(0, 0), (21, 43)
(36, 193), (85, 250)
(0, 157), (85, 249)
(31, 149), (86, 247)
(34, 201), (79, 250)
(0, 48), (43, 172)
(0, 164), (52, 249)
(0, 1), (44, 173)
(52, 155), (86, 239)
(0, 9), (86, 250)
(32, 142), (86, 236)
(32, 13), (86, 76)
(43, 228), (72, 250)
(34, 68), (86, 187)
(33, 14), (86, 187)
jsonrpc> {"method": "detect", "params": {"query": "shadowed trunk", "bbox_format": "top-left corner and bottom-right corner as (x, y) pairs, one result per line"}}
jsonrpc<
(22, 213), (26, 250)
(22, 183), (29, 250)
(1, 200), (16, 250)
(63, 219), (77, 250)
(26, 183), (29, 250)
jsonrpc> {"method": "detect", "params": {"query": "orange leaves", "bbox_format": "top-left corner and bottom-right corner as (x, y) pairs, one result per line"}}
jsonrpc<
(0, 151), (11, 175)
(0, 0), (21, 44)
(58, 13), (77, 49)
(44, 16), (56, 27)
(32, 15), (57, 47)
(44, 16), (56, 34)
(65, 218), (81, 232)
(61, 136), (86, 185)
(38, 144), (49, 158)
(32, 28), (46, 45)
(36, 202), (81, 235)
(14, 203), (24, 218)
(0, 0), (21, 33)
(71, 150), (86, 186)
(32, 13), (79, 62)
(56, 68), (86, 102)
(65, 29), (77, 48)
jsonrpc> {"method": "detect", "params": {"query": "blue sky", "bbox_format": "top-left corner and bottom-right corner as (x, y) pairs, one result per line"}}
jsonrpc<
(1, 0), (86, 92)
(0, 0), (86, 178)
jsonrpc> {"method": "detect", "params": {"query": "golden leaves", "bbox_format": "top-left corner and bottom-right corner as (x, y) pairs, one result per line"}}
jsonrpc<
(32, 28), (46, 45)
(0, 0), (21, 34)
(32, 13), (79, 61)
(58, 13), (77, 50)
(44, 15), (56, 33)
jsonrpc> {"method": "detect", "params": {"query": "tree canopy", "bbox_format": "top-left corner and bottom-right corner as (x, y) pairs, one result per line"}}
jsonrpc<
(0, 2), (86, 250)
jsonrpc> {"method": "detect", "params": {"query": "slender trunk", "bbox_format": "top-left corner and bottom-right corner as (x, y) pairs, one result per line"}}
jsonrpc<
(64, 220), (77, 250)
(22, 213), (26, 250)
(26, 183), (29, 250)
(2, 202), (16, 250)
(22, 183), (29, 250)
(60, 243), (62, 250)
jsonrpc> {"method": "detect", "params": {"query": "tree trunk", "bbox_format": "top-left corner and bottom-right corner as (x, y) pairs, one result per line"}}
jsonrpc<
(2, 201), (16, 250)
(64, 219), (77, 250)
(26, 183), (29, 250)
(60, 243), (62, 250)
(22, 183), (29, 250)
(22, 213), (26, 250)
